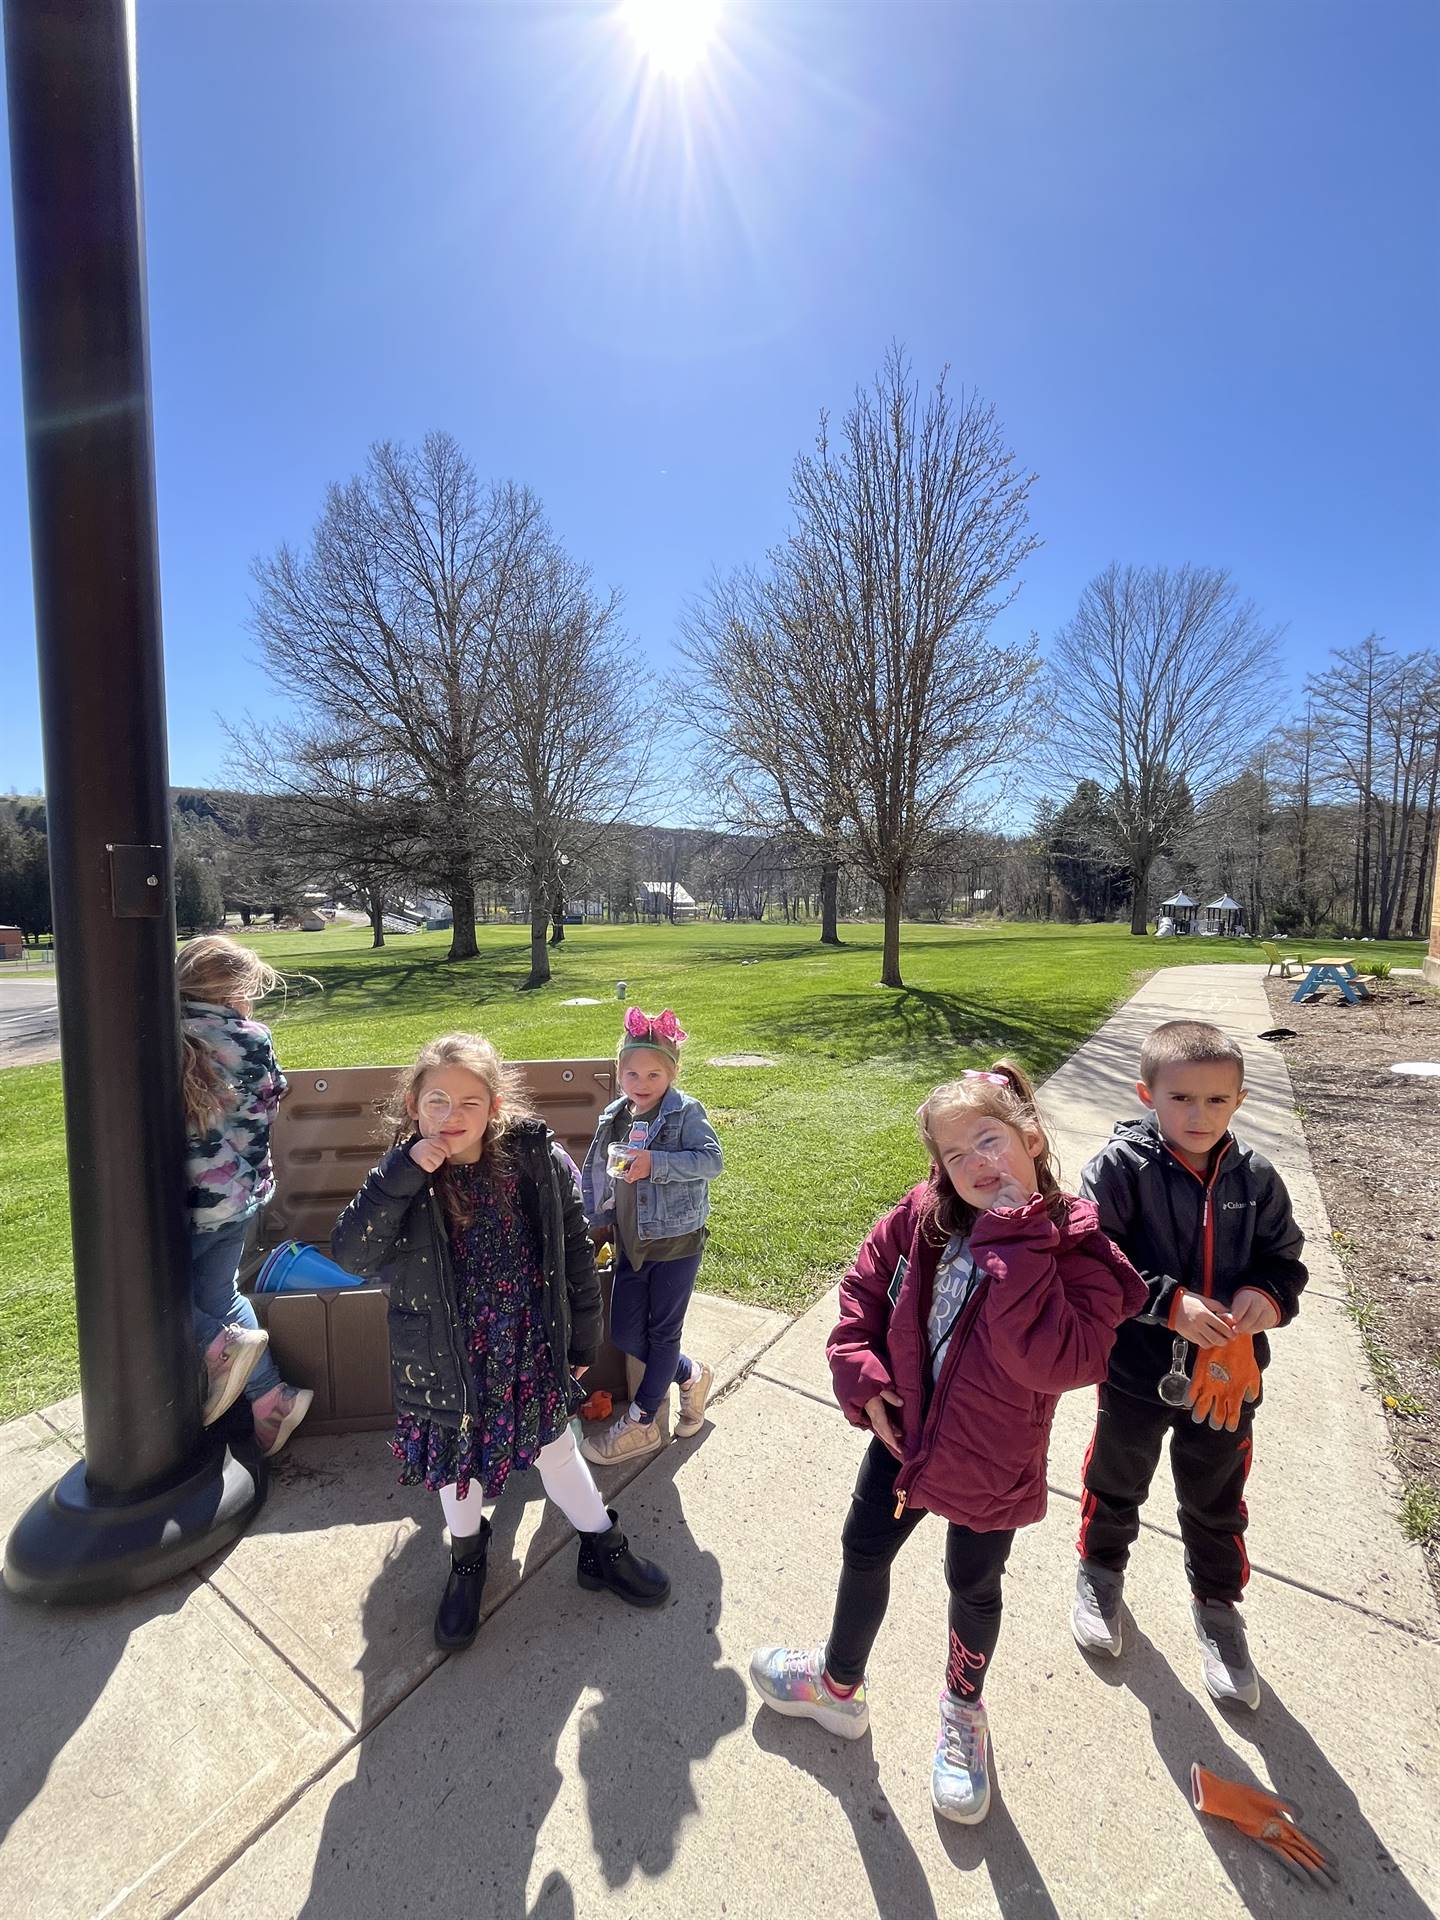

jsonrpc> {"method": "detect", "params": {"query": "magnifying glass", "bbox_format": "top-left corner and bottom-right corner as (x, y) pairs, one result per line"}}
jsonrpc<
(972, 1127), (1011, 1173)
(1158, 1335), (1192, 1407)
(417, 1087), (453, 1136)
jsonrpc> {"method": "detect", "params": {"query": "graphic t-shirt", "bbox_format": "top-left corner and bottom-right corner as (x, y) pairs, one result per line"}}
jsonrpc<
(927, 1234), (979, 1383)
(609, 1103), (706, 1266)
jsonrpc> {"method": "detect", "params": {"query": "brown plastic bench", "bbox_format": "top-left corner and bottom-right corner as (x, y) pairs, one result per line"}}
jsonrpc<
(244, 1058), (623, 1432)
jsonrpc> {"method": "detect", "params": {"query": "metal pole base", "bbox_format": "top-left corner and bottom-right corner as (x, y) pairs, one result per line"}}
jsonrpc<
(3, 1440), (267, 1605)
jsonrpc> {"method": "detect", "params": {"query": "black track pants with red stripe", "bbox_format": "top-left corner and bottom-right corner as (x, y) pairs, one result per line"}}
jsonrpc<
(1077, 1382), (1255, 1604)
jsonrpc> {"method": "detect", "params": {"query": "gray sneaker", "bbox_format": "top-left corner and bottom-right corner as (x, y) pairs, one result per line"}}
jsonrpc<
(1192, 1599), (1261, 1710)
(1072, 1560), (1124, 1657)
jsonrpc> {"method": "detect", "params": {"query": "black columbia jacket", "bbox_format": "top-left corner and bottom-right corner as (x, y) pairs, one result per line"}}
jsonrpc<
(1080, 1115), (1307, 1402)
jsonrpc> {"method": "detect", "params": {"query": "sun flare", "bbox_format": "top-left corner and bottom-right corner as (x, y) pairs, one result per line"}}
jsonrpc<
(620, 0), (724, 77)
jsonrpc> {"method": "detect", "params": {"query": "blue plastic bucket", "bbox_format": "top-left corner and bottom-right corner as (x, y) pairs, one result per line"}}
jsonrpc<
(254, 1241), (366, 1294)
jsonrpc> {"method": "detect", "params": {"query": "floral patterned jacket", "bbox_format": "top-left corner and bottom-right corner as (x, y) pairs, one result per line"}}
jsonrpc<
(183, 999), (288, 1232)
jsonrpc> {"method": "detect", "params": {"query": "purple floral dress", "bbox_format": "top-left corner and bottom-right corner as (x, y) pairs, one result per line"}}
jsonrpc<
(390, 1163), (567, 1499)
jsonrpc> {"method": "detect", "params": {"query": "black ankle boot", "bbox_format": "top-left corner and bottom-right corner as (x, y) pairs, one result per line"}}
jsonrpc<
(434, 1519), (492, 1650)
(576, 1507), (670, 1608)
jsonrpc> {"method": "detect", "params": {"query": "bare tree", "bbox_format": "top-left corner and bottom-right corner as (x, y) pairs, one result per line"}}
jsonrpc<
(251, 434), (545, 960)
(1308, 637), (1440, 937)
(1042, 564), (1282, 934)
(684, 348), (1039, 987)
(488, 536), (649, 988)
(790, 351), (1039, 985)
(225, 719), (428, 947)
(679, 565), (849, 945)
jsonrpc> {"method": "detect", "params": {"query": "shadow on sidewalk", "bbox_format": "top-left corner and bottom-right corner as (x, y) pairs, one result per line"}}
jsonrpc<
(749, 1711), (942, 1919)
(293, 1454), (745, 1916)
(934, 1785), (1062, 1920)
(1089, 1625), (1432, 1916)
(0, 1580), (187, 1859)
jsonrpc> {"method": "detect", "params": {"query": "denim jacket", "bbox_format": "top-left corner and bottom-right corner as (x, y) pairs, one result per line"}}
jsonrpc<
(581, 1086), (723, 1242)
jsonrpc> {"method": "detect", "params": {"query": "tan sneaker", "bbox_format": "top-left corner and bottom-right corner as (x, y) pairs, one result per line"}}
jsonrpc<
(580, 1410), (666, 1467)
(252, 1382), (314, 1458)
(202, 1326), (269, 1426)
(675, 1360), (713, 1438)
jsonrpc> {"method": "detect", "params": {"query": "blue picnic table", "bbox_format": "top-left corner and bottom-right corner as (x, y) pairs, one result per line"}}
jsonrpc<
(1292, 955), (1370, 1005)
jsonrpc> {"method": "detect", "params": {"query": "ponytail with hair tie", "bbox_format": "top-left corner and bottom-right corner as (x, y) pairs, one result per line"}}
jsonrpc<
(917, 1055), (1065, 1239)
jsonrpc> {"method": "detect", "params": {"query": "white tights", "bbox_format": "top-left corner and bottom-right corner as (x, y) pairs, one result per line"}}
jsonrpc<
(439, 1425), (609, 1539)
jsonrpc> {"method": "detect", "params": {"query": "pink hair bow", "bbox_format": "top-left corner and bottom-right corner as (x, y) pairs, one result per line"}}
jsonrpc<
(963, 1069), (1011, 1087)
(623, 1006), (687, 1045)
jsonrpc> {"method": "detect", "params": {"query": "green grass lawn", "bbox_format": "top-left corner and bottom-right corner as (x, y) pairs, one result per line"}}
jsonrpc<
(0, 918), (1426, 1419)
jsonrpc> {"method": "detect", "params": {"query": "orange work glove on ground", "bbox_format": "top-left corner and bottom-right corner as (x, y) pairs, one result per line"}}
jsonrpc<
(1186, 1332), (1261, 1432)
(1191, 1765), (1337, 1885)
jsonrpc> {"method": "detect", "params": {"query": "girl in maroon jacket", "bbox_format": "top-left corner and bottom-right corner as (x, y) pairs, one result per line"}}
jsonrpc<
(750, 1061), (1145, 1826)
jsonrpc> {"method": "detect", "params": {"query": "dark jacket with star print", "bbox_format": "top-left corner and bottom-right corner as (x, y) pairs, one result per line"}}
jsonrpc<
(330, 1118), (601, 1427)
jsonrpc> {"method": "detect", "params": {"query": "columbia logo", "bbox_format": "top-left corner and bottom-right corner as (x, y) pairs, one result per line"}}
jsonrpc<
(1220, 1199), (1255, 1211)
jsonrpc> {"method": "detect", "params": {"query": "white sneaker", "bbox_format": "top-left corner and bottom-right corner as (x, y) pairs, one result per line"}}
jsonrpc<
(932, 1693), (991, 1824)
(1192, 1599), (1261, 1710)
(202, 1326), (269, 1426)
(749, 1644), (870, 1739)
(675, 1360), (713, 1438)
(579, 1410), (665, 1467)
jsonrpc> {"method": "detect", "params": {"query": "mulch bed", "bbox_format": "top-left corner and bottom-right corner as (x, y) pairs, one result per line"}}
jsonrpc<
(1264, 973), (1440, 1596)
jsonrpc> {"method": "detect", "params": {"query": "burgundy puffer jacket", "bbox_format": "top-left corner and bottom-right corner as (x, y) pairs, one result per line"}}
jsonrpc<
(828, 1184), (1146, 1533)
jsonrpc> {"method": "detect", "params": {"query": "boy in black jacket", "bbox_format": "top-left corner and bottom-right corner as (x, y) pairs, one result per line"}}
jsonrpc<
(1071, 1020), (1306, 1709)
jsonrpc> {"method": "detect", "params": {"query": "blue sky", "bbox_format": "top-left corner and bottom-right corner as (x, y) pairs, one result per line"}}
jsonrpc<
(1, 0), (1436, 796)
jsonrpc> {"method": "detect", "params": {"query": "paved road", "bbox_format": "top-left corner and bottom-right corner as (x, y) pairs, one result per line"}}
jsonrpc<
(0, 976), (60, 1066)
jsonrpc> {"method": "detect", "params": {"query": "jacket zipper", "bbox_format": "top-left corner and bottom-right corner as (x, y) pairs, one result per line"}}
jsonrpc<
(429, 1186), (473, 1432)
(893, 1271), (993, 1518)
(1165, 1139), (1231, 1299)
(1202, 1140), (1229, 1296)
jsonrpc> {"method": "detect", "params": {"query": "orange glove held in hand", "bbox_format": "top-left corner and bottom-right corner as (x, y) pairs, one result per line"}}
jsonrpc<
(1191, 1765), (1337, 1885)
(1186, 1331), (1261, 1431)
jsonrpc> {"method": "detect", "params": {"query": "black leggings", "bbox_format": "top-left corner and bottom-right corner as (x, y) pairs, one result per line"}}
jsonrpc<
(824, 1438), (1015, 1701)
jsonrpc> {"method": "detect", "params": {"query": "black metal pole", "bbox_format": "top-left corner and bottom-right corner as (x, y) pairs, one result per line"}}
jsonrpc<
(3, 0), (263, 1601)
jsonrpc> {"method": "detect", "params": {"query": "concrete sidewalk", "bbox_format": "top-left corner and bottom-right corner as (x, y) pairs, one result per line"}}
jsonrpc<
(2, 964), (1437, 1918)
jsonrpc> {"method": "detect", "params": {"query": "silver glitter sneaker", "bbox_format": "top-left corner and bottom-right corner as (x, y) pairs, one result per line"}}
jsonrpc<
(932, 1692), (991, 1825)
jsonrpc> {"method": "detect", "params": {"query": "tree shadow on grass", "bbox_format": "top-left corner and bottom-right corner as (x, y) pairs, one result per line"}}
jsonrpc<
(275, 947), (537, 1028)
(271, 930), (856, 1037)
(766, 986), (1098, 1081)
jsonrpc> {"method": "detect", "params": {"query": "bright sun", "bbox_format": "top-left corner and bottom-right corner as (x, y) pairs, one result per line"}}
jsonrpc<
(620, 0), (724, 77)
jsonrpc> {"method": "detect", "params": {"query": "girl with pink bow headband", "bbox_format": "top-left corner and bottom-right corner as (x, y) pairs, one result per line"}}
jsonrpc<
(578, 1006), (724, 1471)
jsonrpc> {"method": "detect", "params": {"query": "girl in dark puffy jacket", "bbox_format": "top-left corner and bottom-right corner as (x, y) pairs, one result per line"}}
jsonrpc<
(750, 1061), (1144, 1827)
(332, 1033), (669, 1653)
